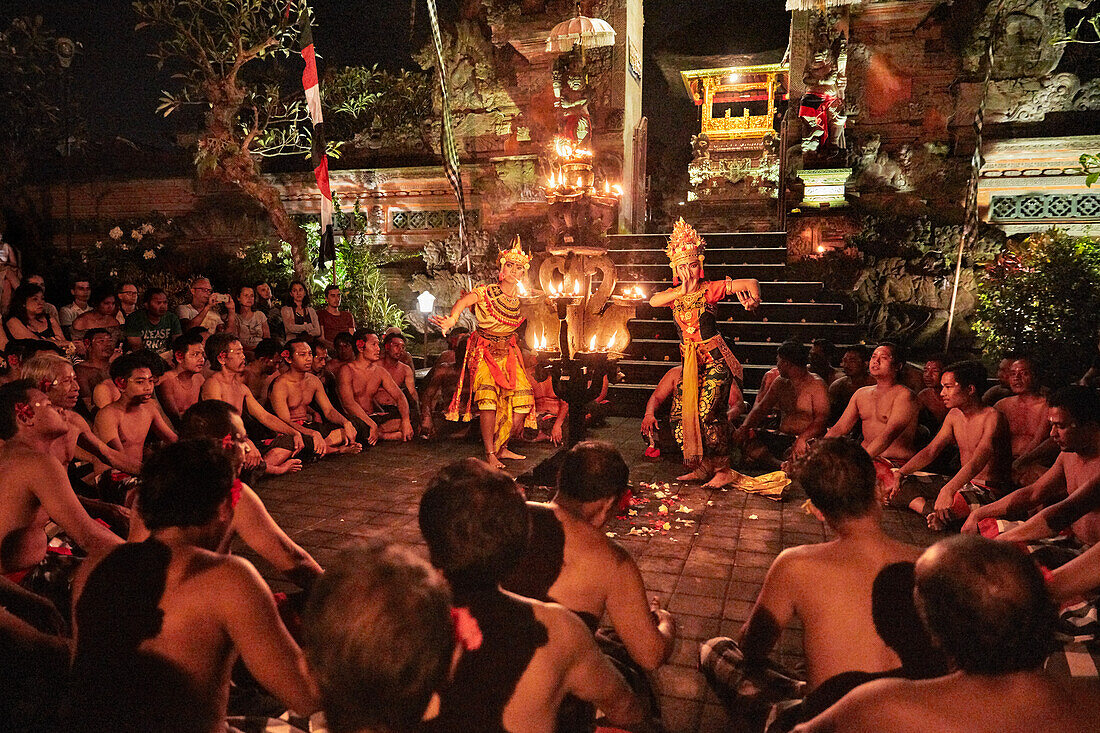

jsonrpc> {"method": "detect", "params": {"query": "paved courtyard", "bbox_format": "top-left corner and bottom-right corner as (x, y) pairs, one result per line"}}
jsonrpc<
(246, 417), (939, 733)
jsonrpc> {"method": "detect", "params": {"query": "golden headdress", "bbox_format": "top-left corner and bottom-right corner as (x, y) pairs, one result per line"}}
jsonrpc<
(498, 236), (531, 271)
(666, 218), (705, 283)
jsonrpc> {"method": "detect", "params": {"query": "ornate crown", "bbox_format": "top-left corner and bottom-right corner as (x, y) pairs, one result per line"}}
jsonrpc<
(498, 236), (531, 271)
(666, 218), (705, 270)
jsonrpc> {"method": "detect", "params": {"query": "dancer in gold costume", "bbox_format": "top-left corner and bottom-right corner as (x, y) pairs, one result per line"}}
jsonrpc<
(431, 238), (535, 469)
(649, 219), (761, 488)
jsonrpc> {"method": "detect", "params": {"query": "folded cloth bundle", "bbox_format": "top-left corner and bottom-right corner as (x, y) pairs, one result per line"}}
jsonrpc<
(727, 470), (790, 501)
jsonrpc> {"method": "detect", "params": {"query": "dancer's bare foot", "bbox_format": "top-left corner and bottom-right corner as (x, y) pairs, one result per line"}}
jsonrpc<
(334, 442), (363, 455)
(676, 468), (712, 482)
(499, 447), (526, 460)
(703, 469), (736, 489)
(487, 453), (506, 470)
(266, 458), (302, 475)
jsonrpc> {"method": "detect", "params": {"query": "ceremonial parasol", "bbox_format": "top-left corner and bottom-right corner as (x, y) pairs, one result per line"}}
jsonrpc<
(545, 3), (616, 53)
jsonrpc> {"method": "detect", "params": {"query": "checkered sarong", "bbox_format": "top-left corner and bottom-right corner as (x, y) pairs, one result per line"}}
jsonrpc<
(699, 637), (806, 708)
(1047, 598), (1100, 678)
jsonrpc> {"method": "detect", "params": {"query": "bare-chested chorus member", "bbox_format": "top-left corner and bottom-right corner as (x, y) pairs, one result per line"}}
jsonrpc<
(828, 344), (873, 421)
(157, 332), (206, 425)
(993, 356), (1050, 486)
(380, 331), (421, 422)
(963, 385), (1100, 546)
(200, 332), (304, 475)
(504, 441), (675, 729)
(0, 381), (122, 613)
(93, 352), (178, 471)
(269, 338), (361, 456)
(916, 353), (949, 427)
(793, 535), (1100, 733)
(69, 441), (318, 733)
(888, 360), (1011, 527)
(419, 458), (645, 733)
(303, 545), (459, 733)
(825, 343), (919, 466)
(702, 438), (921, 703)
(734, 341), (829, 466)
(337, 330), (411, 444)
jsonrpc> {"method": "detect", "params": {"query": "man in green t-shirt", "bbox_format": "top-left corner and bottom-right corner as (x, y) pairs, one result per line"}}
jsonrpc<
(123, 288), (182, 357)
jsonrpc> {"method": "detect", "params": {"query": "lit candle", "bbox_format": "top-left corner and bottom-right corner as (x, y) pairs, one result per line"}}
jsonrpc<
(589, 335), (597, 352)
(576, 176), (583, 188)
(517, 281), (527, 296)
(604, 180), (610, 194)
(612, 184), (623, 196)
(606, 333), (616, 351)
(573, 280), (580, 296)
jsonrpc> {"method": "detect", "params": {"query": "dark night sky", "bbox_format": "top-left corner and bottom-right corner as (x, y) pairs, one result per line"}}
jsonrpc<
(0, 1), (789, 163)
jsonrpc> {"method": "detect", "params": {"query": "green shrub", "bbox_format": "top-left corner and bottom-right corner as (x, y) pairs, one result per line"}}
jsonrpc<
(974, 229), (1100, 387)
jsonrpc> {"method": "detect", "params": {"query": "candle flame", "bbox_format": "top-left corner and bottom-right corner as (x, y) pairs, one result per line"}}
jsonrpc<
(612, 184), (623, 196)
(576, 176), (583, 188)
(604, 180), (610, 193)
(547, 173), (555, 187)
(606, 333), (616, 351)
(517, 281), (527, 296)
(573, 280), (580, 296)
(589, 335), (597, 352)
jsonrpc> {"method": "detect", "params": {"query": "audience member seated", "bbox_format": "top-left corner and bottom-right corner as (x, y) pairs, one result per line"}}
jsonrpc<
(178, 276), (233, 334)
(231, 285), (269, 356)
(69, 285), (122, 347)
(58, 277), (92, 334)
(994, 355), (1051, 486)
(254, 281), (283, 339)
(982, 356), (1014, 406)
(21, 274), (59, 325)
(200, 332), (304, 475)
(963, 385), (1100, 547)
(336, 330), (412, 443)
(75, 328), (116, 413)
(93, 353), (178, 476)
(916, 353), (949, 428)
(68, 440), (319, 733)
(809, 339), (839, 385)
(503, 441), (675, 729)
(157, 332), (206, 425)
(828, 344), (873, 421)
(127, 400), (324, 591)
(242, 337), (282, 405)
(281, 280), (321, 339)
(529, 360), (569, 445)
(887, 360), (1012, 528)
(5, 283), (70, 351)
(383, 325), (415, 368)
(734, 341), (828, 466)
(302, 544), (457, 733)
(269, 337), (361, 456)
(0, 234), (20, 312)
(793, 535), (1100, 733)
(0, 380), (123, 616)
(701, 438), (922, 714)
(3, 340), (63, 390)
(115, 281), (139, 324)
(316, 284), (355, 347)
(123, 287), (182, 358)
(418, 458), (645, 733)
(825, 343), (919, 466)
(380, 331), (421, 423)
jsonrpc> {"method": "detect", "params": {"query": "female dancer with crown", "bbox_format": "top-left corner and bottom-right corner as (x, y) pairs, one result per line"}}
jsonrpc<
(649, 219), (761, 488)
(431, 237), (535, 469)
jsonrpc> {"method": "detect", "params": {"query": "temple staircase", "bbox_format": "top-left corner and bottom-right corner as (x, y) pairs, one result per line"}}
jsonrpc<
(606, 232), (863, 416)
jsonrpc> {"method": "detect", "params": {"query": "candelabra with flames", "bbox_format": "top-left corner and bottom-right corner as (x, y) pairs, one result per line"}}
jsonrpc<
(515, 135), (640, 447)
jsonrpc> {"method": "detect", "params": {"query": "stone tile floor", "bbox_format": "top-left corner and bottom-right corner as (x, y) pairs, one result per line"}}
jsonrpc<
(247, 417), (939, 733)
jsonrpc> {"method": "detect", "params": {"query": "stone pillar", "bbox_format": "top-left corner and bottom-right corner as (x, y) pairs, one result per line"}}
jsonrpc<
(619, 0), (644, 232)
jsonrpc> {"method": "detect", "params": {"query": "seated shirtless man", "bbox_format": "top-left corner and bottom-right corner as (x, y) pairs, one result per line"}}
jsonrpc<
(419, 458), (645, 733)
(303, 545), (458, 733)
(269, 338), (360, 456)
(126, 400), (324, 592)
(93, 353), (178, 474)
(0, 380), (122, 617)
(68, 440), (318, 733)
(794, 535), (1100, 733)
(242, 338), (281, 406)
(735, 341), (828, 466)
(702, 439), (921, 710)
(74, 327), (115, 413)
(503, 441), (675, 730)
(916, 354), (949, 429)
(888, 360), (1012, 528)
(994, 356), (1050, 486)
(963, 385), (1100, 547)
(337, 330), (412, 443)
(380, 332), (421, 423)
(419, 335), (469, 440)
(825, 343), (919, 469)
(200, 332), (303, 475)
(828, 344), (873, 422)
(156, 332), (206, 425)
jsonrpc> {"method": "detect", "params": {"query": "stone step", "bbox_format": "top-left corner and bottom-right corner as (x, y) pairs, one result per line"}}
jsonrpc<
(607, 231), (788, 250)
(628, 300), (844, 322)
(626, 318), (862, 343)
(608, 246), (788, 266)
(624, 338), (783, 363)
(613, 278), (827, 303)
(618, 263), (789, 283)
(618, 359), (775, 385)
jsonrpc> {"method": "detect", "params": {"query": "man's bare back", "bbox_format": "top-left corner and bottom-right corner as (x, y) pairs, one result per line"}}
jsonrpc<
(757, 536), (920, 688)
(774, 373), (828, 435)
(1056, 451), (1100, 544)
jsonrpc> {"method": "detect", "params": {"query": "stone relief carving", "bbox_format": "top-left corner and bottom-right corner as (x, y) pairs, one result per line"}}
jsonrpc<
(962, 0), (1086, 80)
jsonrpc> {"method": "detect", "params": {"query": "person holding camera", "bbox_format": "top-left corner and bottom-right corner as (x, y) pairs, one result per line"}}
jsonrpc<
(178, 276), (235, 335)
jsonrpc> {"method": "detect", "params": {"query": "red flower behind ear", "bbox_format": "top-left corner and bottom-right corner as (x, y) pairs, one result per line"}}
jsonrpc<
(281, 349), (290, 361)
(14, 402), (33, 422)
(450, 607), (483, 651)
(39, 378), (53, 393)
(355, 339), (366, 352)
(220, 434), (234, 450)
